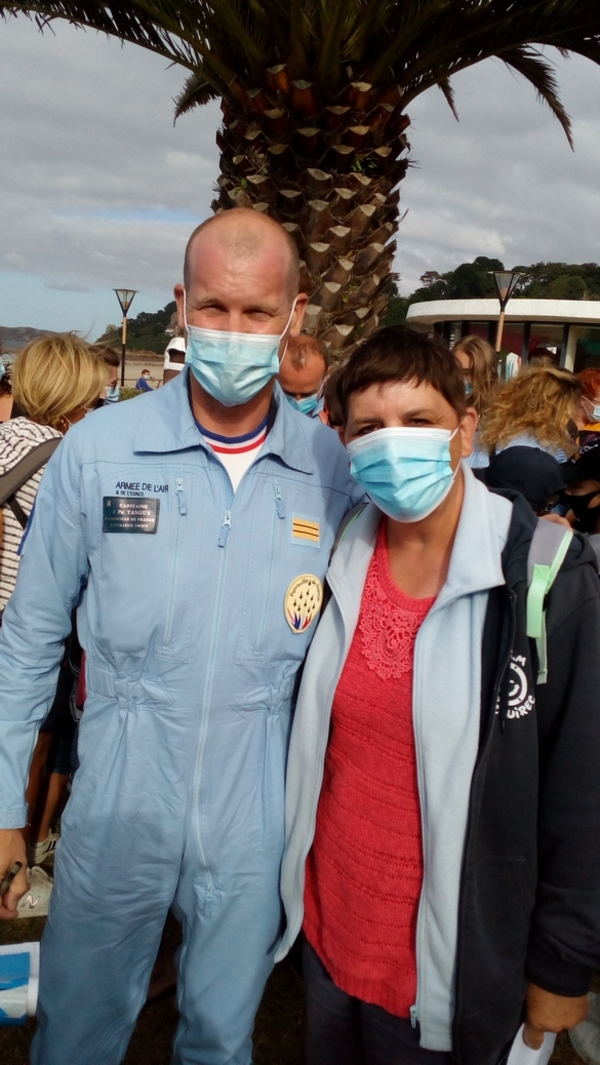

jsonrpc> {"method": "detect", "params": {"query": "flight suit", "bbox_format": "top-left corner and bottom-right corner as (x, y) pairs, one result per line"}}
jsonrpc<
(0, 370), (361, 1064)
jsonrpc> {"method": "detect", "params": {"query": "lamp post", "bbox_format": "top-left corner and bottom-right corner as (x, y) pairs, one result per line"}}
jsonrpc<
(492, 271), (522, 353)
(113, 289), (137, 387)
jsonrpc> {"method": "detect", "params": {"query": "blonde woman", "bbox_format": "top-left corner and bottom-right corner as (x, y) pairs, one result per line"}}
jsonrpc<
(452, 335), (499, 416)
(0, 333), (107, 874)
(479, 365), (582, 463)
(452, 335), (500, 470)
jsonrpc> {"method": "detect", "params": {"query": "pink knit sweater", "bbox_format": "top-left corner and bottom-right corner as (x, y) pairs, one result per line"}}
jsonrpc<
(303, 523), (435, 1017)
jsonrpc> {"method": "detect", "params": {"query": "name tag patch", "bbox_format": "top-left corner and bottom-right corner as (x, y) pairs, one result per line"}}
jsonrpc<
(291, 515), (320, 548)
(102, 497), (160, 534)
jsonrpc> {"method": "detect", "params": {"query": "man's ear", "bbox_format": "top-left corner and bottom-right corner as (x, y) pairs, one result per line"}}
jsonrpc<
(174, 284), (185, 333)
(290, 293), (308, 336)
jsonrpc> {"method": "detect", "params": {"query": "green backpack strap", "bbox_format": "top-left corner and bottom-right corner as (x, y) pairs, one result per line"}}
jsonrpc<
(526, 519), (573, 685)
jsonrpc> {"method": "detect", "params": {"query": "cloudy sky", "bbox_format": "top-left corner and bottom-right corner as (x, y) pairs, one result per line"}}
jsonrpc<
(1, 16), (600, 338)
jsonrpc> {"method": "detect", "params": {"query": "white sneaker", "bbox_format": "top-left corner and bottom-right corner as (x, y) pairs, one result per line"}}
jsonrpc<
(16, 866), (53, 918)
(588, 993), (600, 1026)
(27, 830), (59, 866)
(569, 1017), (600, 1065)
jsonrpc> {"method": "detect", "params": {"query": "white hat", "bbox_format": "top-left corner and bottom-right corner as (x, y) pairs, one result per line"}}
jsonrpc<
(163, 336), (186, 372)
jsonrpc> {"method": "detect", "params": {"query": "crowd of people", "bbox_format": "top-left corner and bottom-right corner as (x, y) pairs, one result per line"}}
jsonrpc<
(0, 208), (599, 1065)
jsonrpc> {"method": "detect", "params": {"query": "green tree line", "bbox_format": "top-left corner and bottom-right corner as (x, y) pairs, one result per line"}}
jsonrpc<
(386, 258), (600, 323)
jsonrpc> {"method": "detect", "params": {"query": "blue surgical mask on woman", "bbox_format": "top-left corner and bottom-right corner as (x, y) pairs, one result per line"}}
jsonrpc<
(286, 393), (321, 416)
(184, 294), (297, 407)
(464, 380), (473, 397)
(584, 397), (600, 423)
(346, 426), (460, 523)
(104, 384), (121, 404)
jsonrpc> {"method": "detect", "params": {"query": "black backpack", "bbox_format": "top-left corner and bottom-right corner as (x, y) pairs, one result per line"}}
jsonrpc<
(0, 437), (61, 531)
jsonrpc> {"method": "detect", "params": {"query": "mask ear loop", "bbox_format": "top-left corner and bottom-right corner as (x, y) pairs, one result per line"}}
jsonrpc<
(277, 298), (298, 369)
(448, 422), (463, 484)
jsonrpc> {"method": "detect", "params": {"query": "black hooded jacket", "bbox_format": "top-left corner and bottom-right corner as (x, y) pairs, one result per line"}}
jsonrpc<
(453, 492), (600, 1064)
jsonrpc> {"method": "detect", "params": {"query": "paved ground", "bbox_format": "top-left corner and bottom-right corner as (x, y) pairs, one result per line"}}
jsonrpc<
(0, 906), (584, 1065)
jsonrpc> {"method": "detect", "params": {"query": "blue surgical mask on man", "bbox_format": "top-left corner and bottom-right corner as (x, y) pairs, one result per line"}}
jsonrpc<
(346, 425), (460, 523)
(184, 294), (297, 408)
(285, 393), (322, 417)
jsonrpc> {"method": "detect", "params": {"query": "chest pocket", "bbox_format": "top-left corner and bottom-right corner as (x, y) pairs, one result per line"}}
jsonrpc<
(234, 477), (338, 668)
(87, 468), (199, 660)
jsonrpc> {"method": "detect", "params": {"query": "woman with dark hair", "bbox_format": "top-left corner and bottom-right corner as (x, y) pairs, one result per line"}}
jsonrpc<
(277, 326), (600, 1065)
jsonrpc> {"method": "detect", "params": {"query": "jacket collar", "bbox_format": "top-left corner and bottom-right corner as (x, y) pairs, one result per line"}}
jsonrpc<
(435, 465), (512, 610)
(133, 368), (314, 475)
(328, 465), (513, 631)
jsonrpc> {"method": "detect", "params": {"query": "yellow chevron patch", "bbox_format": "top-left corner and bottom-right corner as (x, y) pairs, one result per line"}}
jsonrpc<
(292, 516), (320, 545)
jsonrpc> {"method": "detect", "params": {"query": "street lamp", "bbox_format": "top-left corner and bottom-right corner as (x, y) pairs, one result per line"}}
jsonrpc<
(113, 288), (137, 387)
(492, 271), (522, 353)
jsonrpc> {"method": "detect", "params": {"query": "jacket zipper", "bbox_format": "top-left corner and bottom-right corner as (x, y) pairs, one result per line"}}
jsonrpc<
(452, 587), (516, 1059)
(163, 474), (186, 646)
(286, 580), (353, 948)
(413, 596), (515, 1043)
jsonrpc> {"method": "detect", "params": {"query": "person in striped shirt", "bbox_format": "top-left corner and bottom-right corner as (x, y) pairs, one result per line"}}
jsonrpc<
(0, 334), (107, 867)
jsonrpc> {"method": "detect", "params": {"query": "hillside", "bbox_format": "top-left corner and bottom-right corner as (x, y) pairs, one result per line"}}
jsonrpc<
(0, 325), (57, 354)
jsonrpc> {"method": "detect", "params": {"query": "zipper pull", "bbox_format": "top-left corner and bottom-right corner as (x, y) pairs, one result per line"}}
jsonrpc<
(274, 483), (285, 519)
(410, 1005), (417, 1029)
(175, 476), (187, 516)
(218, 510), (232, 547)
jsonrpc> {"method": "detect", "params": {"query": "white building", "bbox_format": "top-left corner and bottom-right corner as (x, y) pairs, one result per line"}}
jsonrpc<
(406, 298), (600, 372)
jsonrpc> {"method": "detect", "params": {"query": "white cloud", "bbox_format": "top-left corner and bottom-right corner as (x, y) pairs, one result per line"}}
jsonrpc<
(1, 18), (600, 330)
(397, 52), (600, 292)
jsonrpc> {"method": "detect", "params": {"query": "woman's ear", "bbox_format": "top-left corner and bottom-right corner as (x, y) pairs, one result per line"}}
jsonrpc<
(459, 407), (479, 458)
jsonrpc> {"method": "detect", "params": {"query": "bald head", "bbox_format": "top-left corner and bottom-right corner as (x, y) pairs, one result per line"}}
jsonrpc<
(184, 209), (300, 302)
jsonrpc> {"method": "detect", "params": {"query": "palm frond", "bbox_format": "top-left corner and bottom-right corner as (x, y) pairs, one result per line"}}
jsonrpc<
(174, 70), (218, 117)
(502, 46), (573, 149)
(437, 76), (459, 121)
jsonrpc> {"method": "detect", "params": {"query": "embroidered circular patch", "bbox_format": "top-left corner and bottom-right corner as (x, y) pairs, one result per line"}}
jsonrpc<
(284, 574), (323, 634)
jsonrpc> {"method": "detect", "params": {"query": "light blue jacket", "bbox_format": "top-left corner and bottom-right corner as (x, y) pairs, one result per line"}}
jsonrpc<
(277, 468), (513, 1050)
(0, 369), (361, 830)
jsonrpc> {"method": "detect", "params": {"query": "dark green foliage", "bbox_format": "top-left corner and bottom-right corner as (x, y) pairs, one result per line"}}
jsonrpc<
(99, 301), (176, 354)
(383, 259), (600, 324)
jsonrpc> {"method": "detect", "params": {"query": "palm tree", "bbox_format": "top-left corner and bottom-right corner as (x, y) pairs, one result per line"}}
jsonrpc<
(4, 1), (600, 354)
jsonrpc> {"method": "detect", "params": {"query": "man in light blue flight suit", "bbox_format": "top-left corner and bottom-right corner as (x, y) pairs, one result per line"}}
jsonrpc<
(0, 209), (361, 1064)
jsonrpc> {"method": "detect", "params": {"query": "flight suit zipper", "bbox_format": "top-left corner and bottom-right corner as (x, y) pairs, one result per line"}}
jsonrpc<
(191, 487), (235, 900)
(163, 474), (186, 646)
(254, 483), (285, 654)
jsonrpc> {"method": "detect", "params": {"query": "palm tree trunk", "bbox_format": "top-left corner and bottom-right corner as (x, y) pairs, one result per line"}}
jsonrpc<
(212, 69), (409, 357)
